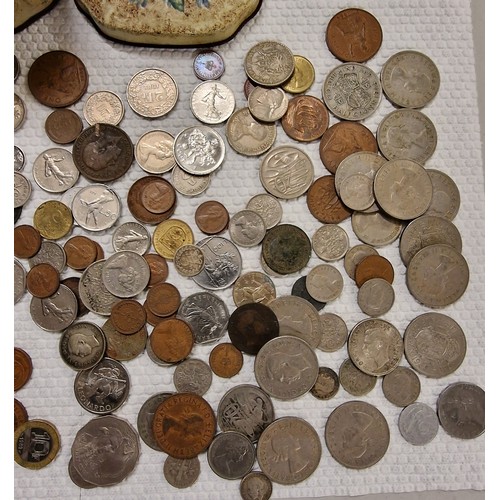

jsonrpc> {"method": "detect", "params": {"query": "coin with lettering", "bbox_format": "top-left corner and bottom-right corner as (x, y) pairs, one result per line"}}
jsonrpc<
(64, 235), (99, 271)
(83, 90), (124, 126)
(281, 95), (329, 142)
(59, 321), (106, 370)
(14, 419), (60, 469)
(33, 148), (80, 194)
(382, 366), (421, 407)
(153, 219), (194, 260)
(240, 471), (273, 500)
(191, 80), (235, 124)
(45, 109), (83, 144)
(193, 50), (225, 80)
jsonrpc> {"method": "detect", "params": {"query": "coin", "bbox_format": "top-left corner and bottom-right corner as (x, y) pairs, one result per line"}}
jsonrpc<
(144, 253), (169, 287)
(26, 263), (60, 298)
(318, 313), (348, 352)
(306, 175), (352, 224)
(424, 169), (461, 220)
(312, 224), (350, 262)
(79, 260), (120, 316)
(102, 319), (147, 362)
(191, 80), (235, 124)
(137, 392), (174, 451)
(208, 431), (255, 480)
(45, 109), (83, 144)
(28, 50), (88, 107)
(14, 224), (42, 259)
(33, 200), (73, 240)
(135, 129), (176, 173)
(59, 321), (106, 370)
(112, 221), (151, 255)
(171, 164), (212, 196)
(14, 172), (31, 208)
(14, 419), (60, 469)
(64, 235), (97, 270)
(291, 276), (326, 312)
(14, 207), (22, 224)
(193, 50), (225, 80)
(240, 471), (273, 500)
(351, 210), (403, 247)
(194, 200), (230, 235)
(163, 456), (201, 489)
(281, 54), (315, 94)
(399, 402), (439, 446)
(14, 54), (20, 81)
(248, 86), (288, 122)
(32, 147), (79, 193)
(14, 93), (26, 131)
(83, 90), (124, 125)
(61, 277), (89, 318)
(326, 8), (383, 62)
(355, 254), (395, 287)
(281, 95), (329, 142)
(174, 244), (205, 277)
(14, 145), (25, 171)
(339, 358), (376, 396)
(153, 219), (194, 260)
(209, 343), (244, 378)
(14, 347), (33, 391)
(246, 193), (282, 229)
(229, 209), (266, 248)
(382, 366), (421, 407)
(110, 299), (147, 334)
(306, 264), (343, 302)
(232, 271), (276, 307)
(14, 399), (28, 431)
(14, 259), (26, 304)
(140, 177), (176, 214)
(310, 366), (340, 400)
(150, 318), (194, 364)
(174, 358), (213, 396)
(357, 278), (395, 317)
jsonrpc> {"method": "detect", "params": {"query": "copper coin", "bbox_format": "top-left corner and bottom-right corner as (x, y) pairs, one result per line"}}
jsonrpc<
(144, 253), (169, 287)
(45, 109), (83, 144)
(61, 276), (89, 317)
(194, 200), (230, 235)
(281, 95), (329, 142)
(28, 50), (89, 107)
(14, 224), (42, 259)
(150, 318), (194, 364)
(26, 263), (60, 298)
(72, 123), (134, 183)
(228, 303), (280, 355)
(326, 8), (383, 62)
(14, 347), (33, 391)
(140, 178), (177, 215)
(64, 235), (97, 270)
(14, 399), (29, 430)
(93, 240), (105, 261)
(209, 343), (244, 378)
(144, 300), (170, 327)
(146, 282), (181, 317)
(319, 122), (378, 174)
(152, 392), (216, 459)
(306, 175), (352, 224)
(354, 254), (395, 287)
(110, 299), (147, 335)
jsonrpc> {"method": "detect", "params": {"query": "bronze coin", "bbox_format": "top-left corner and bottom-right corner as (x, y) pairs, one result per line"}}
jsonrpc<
(61, 276), (89, 317)
(146, 282), (181, 317)
(144, 300), (170, 327)
(102, 318), (147, 361)
(28, 50), (89, 107)
(150, 318), (194, 364)
(144, 253), (169, 287)
(72, 123), (134, 183)
(306, 175), (352, 224)
(209, 343), (244, 378)
(93, 240), (105, 261)
(140, 178), (177, 214)
(14, 224), (42, 259)
(45, 108), (83, 144)
(326, 8), (383, 63)
(110, 299), (147, 335)
(354, 254), (395, 287)
(64, 235), (97, 270)
(319, 122), (378, 174)
(281, 95), (329, 142)
(262, 224), (311, 275)
(194, 200), (230, 235)
(14, 399), (29, 431)
(152, 392), (216, 459)
(26, 263), (60, 298)
(14, 347), (33, 391)
(228, 303), (280, 355)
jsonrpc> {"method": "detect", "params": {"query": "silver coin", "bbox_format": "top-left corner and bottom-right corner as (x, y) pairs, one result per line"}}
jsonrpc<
(381, 50), (440, 109)
(135, 129), (176, 174)
(217, 384), (275, 442)
(14, 93), (26, 131)
(351, 210), (404, 247)
(424, 169), (461, 221)
(246, 193), (282, 229)
(112, 221), (151, 255)
(28, 240), (67, 273)
(254, 335), (319, 400)
(83, 90), (124, 126)
(207, 431), (255, 480)
(170, 164), (211, 196)
(343, 244), (379, 280)
(30, 284), (78, 332)
(71, 184), (121, 231)
(310, 366), (340, 400)
(248, 86), (289, 122)
(240, 471), (273, 500)
(177, 291), (229, 344)
(339, 358), (377, 397)
(398, 402), (439, 445)
(377, 108), (437, 164)
(73, 357), (130, 415)
(102, 250), (150, 298)
(193, 50), (225, 80)
(14, 259), (26, 304)
(14, 172), (31, 208)
(191, 80), (235, 124)
(173, 125), (225, 176)
(232, 271), (276, 307)
(229, 209), (266, 248)
(339, 173), (375, 212)
(382, 366), (421, 407)
(256, 416), (321, 484)
(311, 224), (349, 262)
(68, 457), (96, 489)
(192, 236), (242, 290)
(173, 358), (212, 396)
(14, 145), (25, 171)
(305, 264), (343, 302)
(137, 392), (173, 451)
(163, 456), (200, 489)
(322, 63), (381, 121)
(174, 244), (205, 277)
(32, 147), (79, 194)
(357, 277), (395, 317)
(318, 312), (348, 352)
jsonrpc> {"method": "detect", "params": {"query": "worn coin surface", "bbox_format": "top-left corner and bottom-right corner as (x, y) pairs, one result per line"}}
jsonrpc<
(26, 263), (60, 298)
(281, 54), (315, 94)
(357, 278), (395, 317)
(339, 358), (377, 397)
(325, 401), (390, 469)
(246, 193), (282, 229)
(193, 50), (225, 80)
(248, 86), (288, 122)
(398, 402), (439, 446)
(45, 108), (83, 145)
(83, 90), (124, 126)
(144, 253), (169, 287)
(306, 264), (344, 302)
(312, 224), (349, 262)
(281, 95), (329, 142)
(229, 209), (266, 248)
(232, 271), (276, 307)
(14, 145), (25, 172)
(318, 312), (348, 352)
(14, 399), (29, 431)
(351, 210), (403, 247)
(14, 347), (33, 391)
(14, 172), (31, 208)
(191, 80), (235, 124)
(14, 259), (26, 304)
(209, 343), (244, 378)
(150, 318), (194, 364)
(135, 129), (176, 174)
(110, 299), (147, 334)
(195, 200), (230, 235)
(355, 255), (394, 287)
(382, 366), (421, 407)
(14, 93), (26, 131)
(291, 275), (326, 312)
(424, 169), (461, 220)
(146, 282), (181, 317)
(14, 224), (42, 259)
(174, 358), (213, 396)
(310, 366), (340, 400)
(64, 235), (97, 270)
(33, 200), (73, 240)
(59, 321), (106, 370)
(163, 456), (201, 489)
(112, 221), (151, 255)
(68, 457), (97, 489)
(33, 147), (79, 193)
(307, 175), (352, 224)
(137, 392), (174, 451)
(102, 319), (147, 362)
(208, 431), (255, 480)
(240, 471), (273, 500)
(174, 244), (205, 277)
(171, 164), (212, 196)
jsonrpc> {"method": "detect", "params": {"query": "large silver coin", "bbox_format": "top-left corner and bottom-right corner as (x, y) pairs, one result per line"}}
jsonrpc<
(135, 130), (176, 174)
(424, 169), (461, 221)
(398, 402), (439, 445)
(190, 80), (235, 124)
(351, 211), (403, 247)
(101, 251), (150, 298)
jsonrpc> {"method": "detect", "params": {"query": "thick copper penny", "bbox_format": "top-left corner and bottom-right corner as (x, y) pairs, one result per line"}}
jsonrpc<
(150, 318), (194, 364)
(61, 276), (89, 317)
(228, 303), (280, 355)
(306, 175), (352, 224)
(14, 224), (42, 259)
(326, 8), (383, 63)
(319, 122), (378, 174)
(45, 109), (83, 144)
(26, 263), (60, 298)
(64, 235), (97, 270)
(146, 282), (181, 317)
(144, 300), (170, 327)
(209, 343), (244, 378)
(140, 178), (177, 215)
(111, 299), (147, 335)
(14, 398), (29, 431)
(355, 254), (395, 287)
(144, 253), (169, 287)
(28, 50), (89, 107)
(194, 200), (230, 235)
(281, 95), (329, 142)
(152, 392), (216, 459)
(14, 347), (33, 391)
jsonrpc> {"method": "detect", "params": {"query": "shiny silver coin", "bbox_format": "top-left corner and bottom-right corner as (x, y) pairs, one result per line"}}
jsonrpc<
(14, 172), (32, 208)
(398, 402), (439, 445)
(14, 146), (25, 171)
(83, 90), (124, 126)
(208, 431), (255, 480)
(193, 50), (225, 80)
(102, 251), (150, 298)
(32, 147), (79, 193)
(190, 80), (235, 124)
(135, 129), (176, 174)
(112, 221), (151, 255)
(173, 358), (212, 396)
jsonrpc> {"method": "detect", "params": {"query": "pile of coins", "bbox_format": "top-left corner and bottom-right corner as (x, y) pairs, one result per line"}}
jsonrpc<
(14, 5), (484, 498)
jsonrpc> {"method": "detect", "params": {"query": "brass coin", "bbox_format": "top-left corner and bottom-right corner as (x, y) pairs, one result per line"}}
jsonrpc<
(14, 347), (33, 392)
(209, 343), (244, 378)
(26, 263), (60, 298)
(281, 55), (315, 94)
(150, 318), (194, 364)
(45, 109), (83, 144)
(14, 224), (42, 259)
(194, 200), (230, 235)
(33, 200), (73, 240)
(281, 95), (329, 142)
(153, 219), (194, 260)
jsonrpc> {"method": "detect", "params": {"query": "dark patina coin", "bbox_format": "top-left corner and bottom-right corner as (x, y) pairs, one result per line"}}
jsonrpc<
(310, 366), (340, 400)
(228, 303), (280, 355)
(291, 276), (326, 311)
(45, 108), (83, 144)
(73, 123), (134, 182)
(262, 224), (311, 275)
(15, 207), (22, 224)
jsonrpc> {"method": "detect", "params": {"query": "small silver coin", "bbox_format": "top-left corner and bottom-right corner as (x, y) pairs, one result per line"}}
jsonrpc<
(163, 456), (200, 489)
(170, 164), (211, 196)
(14, 259), (26, 304)
(173, 244), (205, 277)
(318, 312), (348, 352)
(83, 90), (124, 126)
(193, 50), (225, 80)
(312, 224), (349, 262)
(357, 277), (395, 317)
(339, 358), (376, 397)
(14, 146), (25, 171)
(112, 221), (151, 255)
(173, 358), (212, 396)
(28, 240), (67, 273)
(246, 193), (282, 229)
(310, 366), (340, 400)
(248, 86), (289, 122)
(135, 129), (176, 174)
(32, 148), (80, 193)
(72, 184), (121, 231)
(14, 172), (32, 208)
(190, 80), (235, 124)
(398, 402), (439, 446)
(424, 169), (461, 221)
(229, 209), (266, 248)
(240, 471), (273, 500)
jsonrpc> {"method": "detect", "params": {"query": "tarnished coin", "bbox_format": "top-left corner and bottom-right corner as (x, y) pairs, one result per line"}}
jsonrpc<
(281, 95), (329, 142)
(355, 255), (394, 287)
(14, 172), (31, 208)
(171, 164), (212, 196)
(61, 277), (90, 318)
(144, 253), (169, 287)
(174, 244), (205, 277)
(244, 78), (256, 99)
(312, 224), (349, 262)
(404, 312), (467, 378)
(399, 402), (439, 446)
(254, 336), (319, 400)
(257, 416), (321, 484)
(28, 50), (88, 107)
(14, 145), (25, 171)
(102, 319), (147, 362)
(248, 86), (288, 122)
(208, 431), (255, 480)
(406, 244), (469, 307)
(357, 278), (395, 317)
(424, 169), (461, 220)
(110, 299), (147, 334)
(351, 210), (403, 247)
(240, 471), (273, 500)
(381, 50), (440, 109)
(14, 224), (42, 259)
(59, 321), (106, 370)
(14, 419), (60, 470)
(339, 358), (376, 397)
(14, 93), (26, 131)
(14, 54), (20, 81)
(33, 147), (79, 193)
(33, 200), (73, 240)
(14, 347), (33, 391)
(307, 175), (352, 224)
(318, 313), (348, 352)
(26, 263), (60, 298)
(291, 275), (326, 312)
(323, 63), (382, 121)
(135, 130), (176, 174)
(229, 209), (266, 248)
(83, 90), (124, 125)
(29, 240), (66, 273)
(382, 366), (421, 407)
(437, 382), (485, 439)
(14, 259), (26, 304)
(326, 8), (383, 62)
(14, 399), (28, 431)
(153, 219), (194, 260)
(137, 392), (173, 451)
(45, 109), (83, 144)
(191, 80), (235, 124)
(193, 50), (225, 80)
(64, 235), (97, 270)
(164, 456), (200, 489)
(112, 221), (151, 255)
(232, 271), (276, 307)
(281, 54), (315, 94)
(325, 401), (390, 469)
(244, 40), (295, 86)
(68, 458), (97, 489)
(246, 193), (282, 229)
(150, 318), (194, 364)
(209, 343), (244, 378)
(173, 358), (212, 396)
(310, 366), (340, 400)
(306, 264), (343, 302)
(126, 68), (178, 118)
(146, 282), (181, 317)
(195, 200), (230, 235)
